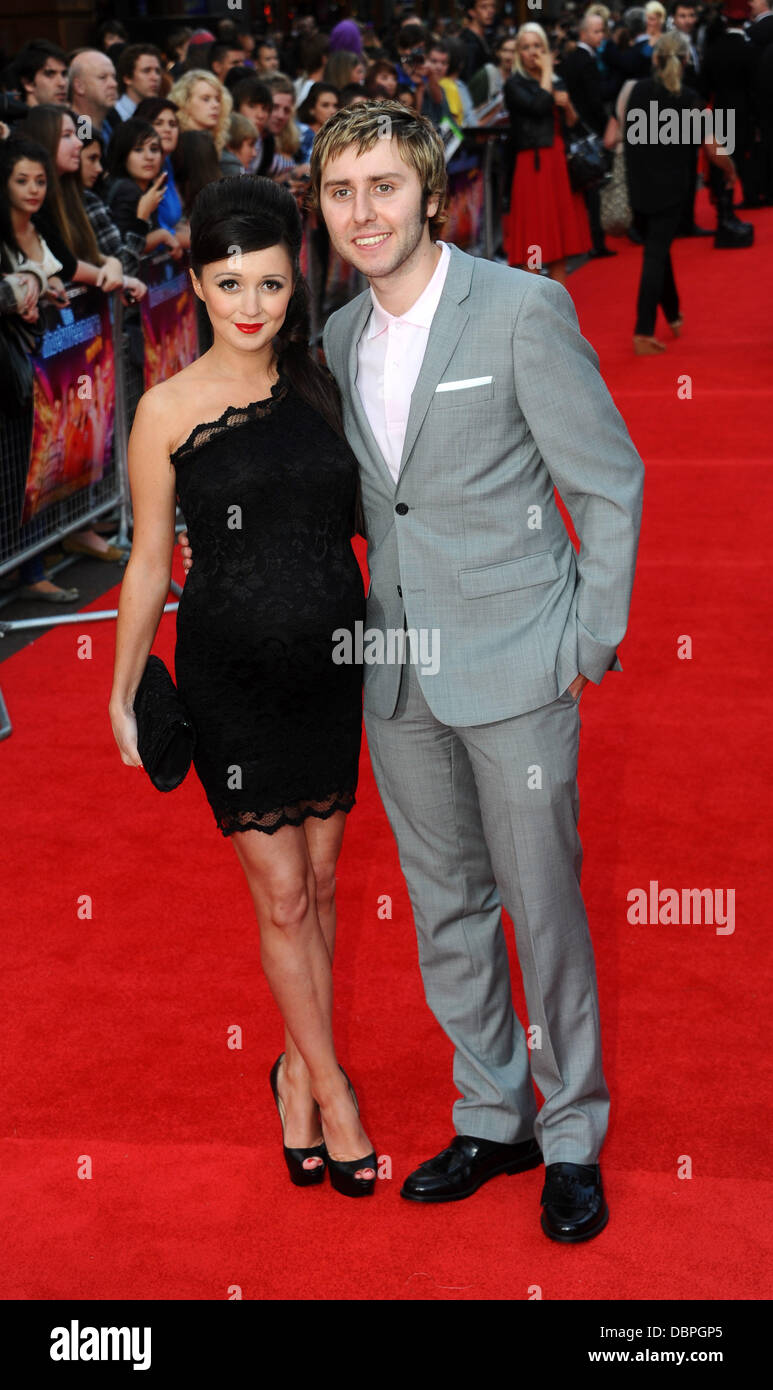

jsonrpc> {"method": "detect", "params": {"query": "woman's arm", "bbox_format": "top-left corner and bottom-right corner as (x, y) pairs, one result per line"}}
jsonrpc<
(109, 388), (178, 765)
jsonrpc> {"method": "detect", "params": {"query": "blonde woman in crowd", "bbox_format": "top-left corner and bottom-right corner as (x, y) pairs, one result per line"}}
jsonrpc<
(169, 69), (232, 154)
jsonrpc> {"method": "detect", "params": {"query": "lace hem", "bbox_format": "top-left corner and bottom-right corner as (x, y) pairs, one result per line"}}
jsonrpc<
(216, 788), (356, 837)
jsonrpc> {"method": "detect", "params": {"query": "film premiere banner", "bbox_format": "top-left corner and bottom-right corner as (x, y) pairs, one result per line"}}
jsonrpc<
(140, 249), (198, 391)
(21, 286), (115, 525)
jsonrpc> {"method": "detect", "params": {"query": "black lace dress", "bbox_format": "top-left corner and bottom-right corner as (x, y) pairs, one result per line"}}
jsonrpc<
(170, 372), (365, 836)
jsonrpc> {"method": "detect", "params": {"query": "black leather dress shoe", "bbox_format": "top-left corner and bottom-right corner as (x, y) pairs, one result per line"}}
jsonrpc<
(540, 1162), (609, 1242)
(400, 1134), (542, 1203)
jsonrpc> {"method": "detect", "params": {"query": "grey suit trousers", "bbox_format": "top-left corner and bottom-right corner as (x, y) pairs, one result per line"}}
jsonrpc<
(364, 656), (610, 1165)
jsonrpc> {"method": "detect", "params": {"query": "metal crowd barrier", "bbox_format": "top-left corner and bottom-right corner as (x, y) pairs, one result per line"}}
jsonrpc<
(0, 148), (495, 739)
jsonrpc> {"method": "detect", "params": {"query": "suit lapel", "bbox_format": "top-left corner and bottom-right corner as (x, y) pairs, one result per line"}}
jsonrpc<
(398, 244), (473, 480)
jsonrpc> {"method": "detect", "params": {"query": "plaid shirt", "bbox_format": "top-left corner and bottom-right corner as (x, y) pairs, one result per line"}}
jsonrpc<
(83, 188), (146, 280)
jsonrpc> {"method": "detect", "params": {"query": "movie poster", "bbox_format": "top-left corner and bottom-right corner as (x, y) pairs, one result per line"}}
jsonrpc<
(445, 150), (486, 251)
(21, 286), (115, 524)
(140, 252), (198, 392)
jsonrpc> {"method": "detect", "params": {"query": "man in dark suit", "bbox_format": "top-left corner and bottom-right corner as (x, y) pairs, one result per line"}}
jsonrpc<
(747, 0), (773, 51)
(604, 6), (654, 85)
(699, 13), (758, 207)
(747, 0), (773, 202)
(670, 2), (713, 235)
(560, 13), (617, 257)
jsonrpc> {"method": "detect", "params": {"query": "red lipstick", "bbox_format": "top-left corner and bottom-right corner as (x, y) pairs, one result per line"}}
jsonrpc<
(235, 323), (264, 334)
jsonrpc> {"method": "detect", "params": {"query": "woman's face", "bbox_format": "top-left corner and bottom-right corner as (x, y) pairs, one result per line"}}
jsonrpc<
(378, 70), (397, 97)
(517, 33), (546, 74)
(57, 114), (83, 175)
(351, 60), (366, 86)
(311, 91), (338, 126)
(191, 244), (294, 358)
(647, 11), (664, 35)
(126, 135), (163, 188)
(7, 158), (47, 216)
(187, 80), (221, 131)
(80, 142), (103, 189)
(153, 109), (179, 154)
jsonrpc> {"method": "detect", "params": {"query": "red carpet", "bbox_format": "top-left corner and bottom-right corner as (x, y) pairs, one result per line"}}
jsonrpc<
(3, 191), (771, 1300)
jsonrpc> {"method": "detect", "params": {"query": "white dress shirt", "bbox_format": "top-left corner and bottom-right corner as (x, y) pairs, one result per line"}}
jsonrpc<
(355, 240), (451, 485)
(114, 93), (137, 122)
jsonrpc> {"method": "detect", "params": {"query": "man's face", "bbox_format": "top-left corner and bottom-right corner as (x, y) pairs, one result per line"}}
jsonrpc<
(268, 91), (293, 135)
(127, 54), (162, 102)
(473, 0), (496, 28)
(258, 44), (280, 73)
(673, 6), (696, 33)
(78, 54), (119, 113)
(212, 49), (244, 82)
(581, 16), (606, 49)
(239, 100), (270, 134)
(319, 137), (438, 284)
(497, 40), (516, 73)
(427, 48), (449, 79)
(27, 58), (68, 105)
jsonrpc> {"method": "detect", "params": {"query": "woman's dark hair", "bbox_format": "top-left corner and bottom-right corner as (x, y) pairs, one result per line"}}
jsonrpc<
(176, 129), (221, 216)
(133, 96), (180, 124)
(222, 64), (255, 92)
(364, 59), (398, 97)
(106, 117), (162, 181)
(297, 82), (339, 126)
(189, 175), (345, 443)
(0, 135), (51, 270)
(230, 76), (273, 111)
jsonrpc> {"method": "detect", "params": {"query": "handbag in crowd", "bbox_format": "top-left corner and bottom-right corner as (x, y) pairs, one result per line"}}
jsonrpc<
(133, 654), (196, 792)
(600, 148), (632, 235)
(0, 312), (43, 416)
(566, 120), (612, 193)
(601, 79), (634, 234)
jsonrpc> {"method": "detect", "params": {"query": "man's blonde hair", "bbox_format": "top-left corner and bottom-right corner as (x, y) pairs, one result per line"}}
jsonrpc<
(309, 99), (449, 238)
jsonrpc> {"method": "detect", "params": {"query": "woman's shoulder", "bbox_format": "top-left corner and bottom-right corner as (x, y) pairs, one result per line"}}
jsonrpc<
(135, 364), (202, 438)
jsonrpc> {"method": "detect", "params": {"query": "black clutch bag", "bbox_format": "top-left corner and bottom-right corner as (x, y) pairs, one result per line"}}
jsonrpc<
(133, 654), (196, 792)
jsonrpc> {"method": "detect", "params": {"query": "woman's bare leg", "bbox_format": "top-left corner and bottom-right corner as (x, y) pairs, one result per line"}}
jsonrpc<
(232, 818), (374, 1177)
(281, 811), (346, 1149)
(548, 258), (567, 285)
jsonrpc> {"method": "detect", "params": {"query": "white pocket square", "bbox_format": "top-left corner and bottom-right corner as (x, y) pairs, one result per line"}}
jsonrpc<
(435, 376), (493, 393)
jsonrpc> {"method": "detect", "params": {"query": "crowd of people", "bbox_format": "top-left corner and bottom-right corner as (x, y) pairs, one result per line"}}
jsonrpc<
(1, 2), (771, 597)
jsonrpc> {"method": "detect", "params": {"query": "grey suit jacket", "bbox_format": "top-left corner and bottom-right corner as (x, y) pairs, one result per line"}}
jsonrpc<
(322, 243), (645, 725)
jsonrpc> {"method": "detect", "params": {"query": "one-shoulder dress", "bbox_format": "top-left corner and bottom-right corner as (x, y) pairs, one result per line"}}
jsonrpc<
(170, 372), (365, 836)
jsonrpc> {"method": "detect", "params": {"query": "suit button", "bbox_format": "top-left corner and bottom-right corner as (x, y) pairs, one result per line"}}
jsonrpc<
(397, 585), (402, 597)
(395, 503), (409, 515)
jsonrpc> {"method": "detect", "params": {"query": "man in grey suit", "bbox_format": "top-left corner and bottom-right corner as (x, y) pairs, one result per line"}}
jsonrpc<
(312, 101), (644, 1242)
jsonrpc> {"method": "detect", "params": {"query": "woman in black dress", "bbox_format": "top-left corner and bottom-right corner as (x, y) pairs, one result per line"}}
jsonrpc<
(109, 176), (376, 1197)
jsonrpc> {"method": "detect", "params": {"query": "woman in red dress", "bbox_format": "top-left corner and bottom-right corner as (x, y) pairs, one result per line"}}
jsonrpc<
(504, 24), (591, 285)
